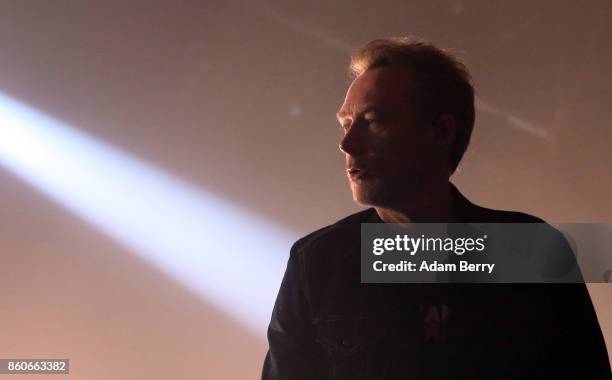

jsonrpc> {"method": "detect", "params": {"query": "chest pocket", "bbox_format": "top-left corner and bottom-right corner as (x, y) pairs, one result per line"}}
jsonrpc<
(315, 315), (385, 353)
(313, 314), (424, 380)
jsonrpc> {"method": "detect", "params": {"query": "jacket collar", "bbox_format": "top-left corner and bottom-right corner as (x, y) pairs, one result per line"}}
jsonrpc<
(365, 182), (483, 223)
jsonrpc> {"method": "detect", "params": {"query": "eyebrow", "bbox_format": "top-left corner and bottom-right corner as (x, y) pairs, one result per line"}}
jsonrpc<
(336, 106), (384, 123)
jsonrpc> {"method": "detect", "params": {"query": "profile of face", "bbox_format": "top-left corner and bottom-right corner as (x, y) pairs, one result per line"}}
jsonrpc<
(336, 65), (449, 208)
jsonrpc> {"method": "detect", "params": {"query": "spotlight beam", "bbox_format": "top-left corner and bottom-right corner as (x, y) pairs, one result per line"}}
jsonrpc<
(0, 93), (295, 337)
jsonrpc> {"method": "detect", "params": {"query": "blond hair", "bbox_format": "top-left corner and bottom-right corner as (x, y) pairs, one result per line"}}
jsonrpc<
(350, 37), (475, 173)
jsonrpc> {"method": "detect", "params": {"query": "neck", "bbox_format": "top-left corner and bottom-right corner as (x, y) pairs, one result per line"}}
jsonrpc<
(374, 180), (456, 223)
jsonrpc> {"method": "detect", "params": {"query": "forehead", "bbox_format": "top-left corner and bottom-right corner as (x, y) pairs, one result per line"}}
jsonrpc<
(338, 65), (414, 117)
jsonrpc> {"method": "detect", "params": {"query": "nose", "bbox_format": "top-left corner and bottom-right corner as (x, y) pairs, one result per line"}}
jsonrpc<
(339, 122), (364, 155)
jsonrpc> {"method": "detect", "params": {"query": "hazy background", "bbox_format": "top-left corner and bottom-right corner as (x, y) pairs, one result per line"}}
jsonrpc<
(0, 0), (610, 378)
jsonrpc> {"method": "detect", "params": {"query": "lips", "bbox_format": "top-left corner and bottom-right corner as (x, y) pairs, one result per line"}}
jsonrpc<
(347, 167), (369, 180)
(347, 158), (372, 179)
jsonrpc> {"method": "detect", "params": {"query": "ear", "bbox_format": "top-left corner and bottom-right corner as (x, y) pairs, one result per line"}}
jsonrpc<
(431, 114), (456, 147)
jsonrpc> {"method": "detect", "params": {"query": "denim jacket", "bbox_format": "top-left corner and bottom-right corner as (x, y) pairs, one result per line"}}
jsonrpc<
(262, 184), (611, 379)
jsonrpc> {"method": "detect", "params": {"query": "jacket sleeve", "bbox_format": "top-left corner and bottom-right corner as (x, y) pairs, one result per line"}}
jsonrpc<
(527, 228), (610, 378)
(533, 229), (611, 378)
(262, 242), (326, 380)
(538, 283), (611, 379)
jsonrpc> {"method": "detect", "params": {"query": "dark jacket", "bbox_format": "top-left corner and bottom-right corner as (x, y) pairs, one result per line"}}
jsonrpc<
(263, 184), (611, 379)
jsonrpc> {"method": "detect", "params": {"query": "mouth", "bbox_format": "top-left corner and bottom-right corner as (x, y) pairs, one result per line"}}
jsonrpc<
(347, 168), (368, 180)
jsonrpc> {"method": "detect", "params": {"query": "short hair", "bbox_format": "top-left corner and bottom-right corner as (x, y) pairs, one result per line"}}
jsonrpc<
(350, 37), (475, 173)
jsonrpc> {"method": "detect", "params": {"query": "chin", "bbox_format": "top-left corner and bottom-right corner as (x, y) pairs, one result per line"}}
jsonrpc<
(351, 183), (384, 207)
(351, 177), (409, 208)
(352, 193), (372, 206)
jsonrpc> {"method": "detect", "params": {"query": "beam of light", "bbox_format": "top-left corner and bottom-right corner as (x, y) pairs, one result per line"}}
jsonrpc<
(235, 1), (552, 146)
(476, 97), (550, 140)
(0, 92), (296, 338)
(233, 1), (353, 53)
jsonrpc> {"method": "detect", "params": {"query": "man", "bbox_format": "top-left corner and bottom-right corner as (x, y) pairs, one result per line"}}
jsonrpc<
(262, 37), (610, 379)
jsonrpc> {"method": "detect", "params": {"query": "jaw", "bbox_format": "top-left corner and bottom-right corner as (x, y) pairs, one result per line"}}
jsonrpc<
(349, 178), (387, 207)
(349, 172), (437, 209)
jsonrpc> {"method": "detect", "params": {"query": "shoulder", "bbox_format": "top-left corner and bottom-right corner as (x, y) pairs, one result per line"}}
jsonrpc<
(468, 204), (547, 223)
(465, 200), (582, 281)
(463, 199), (568, 245)
(290, 208), (376, 257)
(451, 182), (547, 223)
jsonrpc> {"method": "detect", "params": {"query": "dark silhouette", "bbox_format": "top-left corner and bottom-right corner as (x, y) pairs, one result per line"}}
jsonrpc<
(263, 37), (610, 379)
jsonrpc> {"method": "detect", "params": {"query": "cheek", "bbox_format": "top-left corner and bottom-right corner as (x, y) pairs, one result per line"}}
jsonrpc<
(386, 146), (434, 175)
(368, 129), (433, 169)
(388, 139), (423, 160)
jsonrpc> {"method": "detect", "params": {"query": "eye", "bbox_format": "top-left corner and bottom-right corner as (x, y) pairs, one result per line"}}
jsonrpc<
(366, 118), (384, 130)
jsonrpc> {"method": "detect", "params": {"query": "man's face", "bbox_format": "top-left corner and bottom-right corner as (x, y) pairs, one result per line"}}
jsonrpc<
(336, 65), (444, 207)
